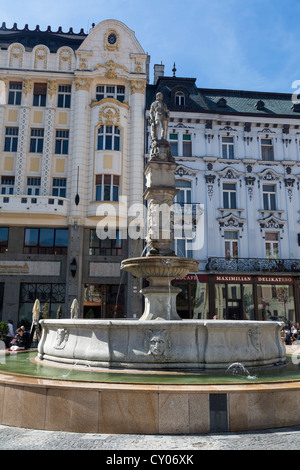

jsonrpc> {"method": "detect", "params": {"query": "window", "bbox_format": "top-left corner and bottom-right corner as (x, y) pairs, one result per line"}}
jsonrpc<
(1, 176), (15, 195)
(57, 85), (71, 108)
(263, 184), (276, 210)
(265, 232), (279, 259)
(89, 229), (122, 256)
(33, 83), (47, 107)
(223, 183), (237, 209)
(222, 136), (234, 159)
(224, 231), (239, 260)
(183, 134), (192, 157)
(169, 133), (178, 156)
(55, 130), (69, 154)
(175, 91), (185, 106)
(95, 174), (120, 201)
(27, 177), (41, 196)
(52, 178), (66, 198)
(24, 228), (68, 254)
(4, 127), (18, 152)
(19, 283), (66, 323)
(174, 238), (193, 258)
(0, 228), (9, 253)
(261, 138), (274, 161)
(97, 126), (121, 151)
(30, 129), (44, 153)
(8, 81), (22, 105)
(96, 85), (125, 102)
(176, 180), (192, 204)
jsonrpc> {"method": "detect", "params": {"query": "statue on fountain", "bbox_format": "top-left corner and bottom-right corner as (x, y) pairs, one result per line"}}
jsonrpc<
(149, 92), (175, 163)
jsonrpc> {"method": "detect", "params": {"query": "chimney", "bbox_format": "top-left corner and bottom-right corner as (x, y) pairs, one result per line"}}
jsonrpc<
(154, 62), (165, 84)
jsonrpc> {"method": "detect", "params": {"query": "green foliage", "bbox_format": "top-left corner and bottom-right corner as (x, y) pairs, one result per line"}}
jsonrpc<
(0, 321), (9, 340)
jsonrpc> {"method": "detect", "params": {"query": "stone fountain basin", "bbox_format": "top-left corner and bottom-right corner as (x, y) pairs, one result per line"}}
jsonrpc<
(120, 256), (199, 284)
(37, 319), (286, 371)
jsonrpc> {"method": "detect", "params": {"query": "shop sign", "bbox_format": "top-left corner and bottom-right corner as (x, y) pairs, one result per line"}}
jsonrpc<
(215, 275), (253, 283)
(257, 276), (293, 284)
(173, 274), (209, 282)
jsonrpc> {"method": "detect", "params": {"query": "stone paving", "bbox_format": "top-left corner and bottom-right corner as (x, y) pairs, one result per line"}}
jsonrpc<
(0, 424), (300, 450)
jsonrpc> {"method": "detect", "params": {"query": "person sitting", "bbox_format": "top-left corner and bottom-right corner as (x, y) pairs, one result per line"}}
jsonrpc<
(10, 326), (26, 351)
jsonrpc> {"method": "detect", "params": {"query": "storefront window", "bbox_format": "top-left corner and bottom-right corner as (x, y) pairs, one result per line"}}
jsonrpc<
(215, 283), (226, 319)
(0, 283), (4, 320)
(243, 284), (254, 320)
(257, 284), (295, 324)
(175, 278), (209, 319)
(19, 283), (66, 326)
(83, 284), (125, 319)
(214, 282), (254, 320)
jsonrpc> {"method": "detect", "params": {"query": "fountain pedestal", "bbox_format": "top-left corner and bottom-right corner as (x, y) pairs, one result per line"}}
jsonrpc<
(121, 256), (199, 320)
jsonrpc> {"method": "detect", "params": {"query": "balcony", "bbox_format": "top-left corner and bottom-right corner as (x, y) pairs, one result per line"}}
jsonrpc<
(206, 257), (300, 273)
(173, 203), (204, 218)
(0, 195), (70, 217)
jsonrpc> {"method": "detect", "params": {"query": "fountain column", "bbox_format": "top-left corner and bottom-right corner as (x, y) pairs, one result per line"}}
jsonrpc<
(121, 93), (199, 320)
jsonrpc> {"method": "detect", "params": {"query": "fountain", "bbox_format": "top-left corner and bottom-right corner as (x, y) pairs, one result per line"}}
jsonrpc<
(0, 93), (292, 435)
(36, 91), (286, 371)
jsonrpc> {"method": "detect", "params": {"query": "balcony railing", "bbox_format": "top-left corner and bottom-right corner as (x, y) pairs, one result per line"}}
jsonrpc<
(206, 257), (300, 273)
(0, 195), (69, 216)
(173, 203), (204, 217)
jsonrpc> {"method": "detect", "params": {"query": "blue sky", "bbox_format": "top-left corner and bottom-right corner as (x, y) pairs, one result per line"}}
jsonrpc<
(1, 0), (300, 93)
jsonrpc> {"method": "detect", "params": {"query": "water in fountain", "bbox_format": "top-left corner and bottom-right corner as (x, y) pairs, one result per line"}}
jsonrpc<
(226, 362), (257, 380)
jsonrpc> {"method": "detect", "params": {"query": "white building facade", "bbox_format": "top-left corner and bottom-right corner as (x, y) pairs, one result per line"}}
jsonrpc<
(146, 71), (300, 323)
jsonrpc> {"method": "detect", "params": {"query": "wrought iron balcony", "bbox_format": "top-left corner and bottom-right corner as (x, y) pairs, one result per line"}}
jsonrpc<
(206, 257), (300, 273)
(173, 203), (204, 217)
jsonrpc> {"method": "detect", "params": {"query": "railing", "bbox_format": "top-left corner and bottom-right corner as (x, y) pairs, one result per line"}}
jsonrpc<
(173, 203), (204, 217)
(206, 257), (300, 273)
(0, 195), (70, 216)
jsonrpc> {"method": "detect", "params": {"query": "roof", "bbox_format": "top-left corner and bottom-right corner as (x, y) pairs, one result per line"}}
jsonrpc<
(146, 76), (300, 119)
(0, 22), (87, 52)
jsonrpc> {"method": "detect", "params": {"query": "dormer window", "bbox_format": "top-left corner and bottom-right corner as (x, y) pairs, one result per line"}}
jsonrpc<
(175, 91), (185, 106)
(217, 98), (227, 107)
(255, 100), (265, 110)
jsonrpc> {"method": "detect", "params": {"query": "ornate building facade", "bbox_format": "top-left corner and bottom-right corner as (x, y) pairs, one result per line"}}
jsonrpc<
(0, 20), (148, 325)
(146, 70), (300, 323)
(1, 19), (300, 326)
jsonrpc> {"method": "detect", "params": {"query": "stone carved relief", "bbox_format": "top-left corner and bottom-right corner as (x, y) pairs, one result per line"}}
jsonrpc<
(98, 104), (120, 126)
(34, 46), (48, 69)
(130, 80), (146, 94)
(248, 327), (262, 354)
(54, 328), (69, 350)
(94, 59), (127, 78)
(9, 45), (23, 67)
(59, 48), (72, 71)
(144, 329), (171, 360)
(75, 77), (90, 92)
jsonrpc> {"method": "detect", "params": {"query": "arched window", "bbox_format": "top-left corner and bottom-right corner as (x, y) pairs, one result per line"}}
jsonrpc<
(175, 91), (185, 106)
(97, 126), (121, 151)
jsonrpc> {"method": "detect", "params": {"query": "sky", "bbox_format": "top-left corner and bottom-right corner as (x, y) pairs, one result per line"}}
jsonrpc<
(1, 0), (300, 94)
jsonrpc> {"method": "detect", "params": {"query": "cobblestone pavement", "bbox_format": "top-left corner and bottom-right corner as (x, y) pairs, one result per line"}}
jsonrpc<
(0, 424), (300, 450)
